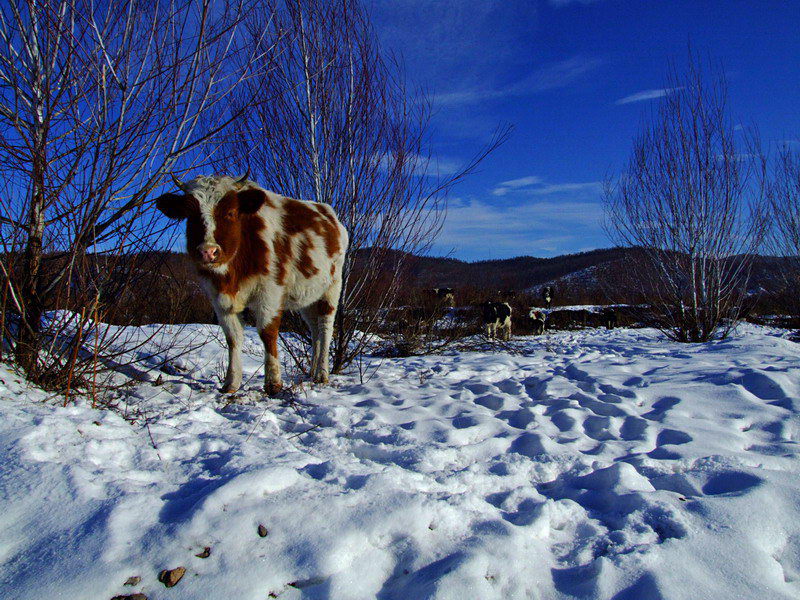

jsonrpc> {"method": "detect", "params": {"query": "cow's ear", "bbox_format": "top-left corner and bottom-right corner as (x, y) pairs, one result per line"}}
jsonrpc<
(155, 193), (189, 220)
(238, 188), (267, 214)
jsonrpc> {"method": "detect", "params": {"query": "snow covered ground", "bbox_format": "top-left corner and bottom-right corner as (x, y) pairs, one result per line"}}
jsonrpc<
(2, 323), (800, 599)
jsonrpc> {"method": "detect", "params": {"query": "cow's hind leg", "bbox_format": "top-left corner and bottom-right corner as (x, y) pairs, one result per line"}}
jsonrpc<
(253, 304), (284, 396)
(216, 309), (244, 393)
(299, 305), (321, 377)
(308, 282), (340, 384)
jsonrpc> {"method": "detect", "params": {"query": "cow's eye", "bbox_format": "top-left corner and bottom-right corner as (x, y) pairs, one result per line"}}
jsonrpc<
(226, 210), (237, 219)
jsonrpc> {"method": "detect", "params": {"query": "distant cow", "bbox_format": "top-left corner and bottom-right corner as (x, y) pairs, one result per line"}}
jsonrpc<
(432, 287), (455, 307)
(542, 286), (554, 309)
(600, 308), (617, 329)
(155, 174), (348, 394)
(482, 301), (512, 340)
(529, 309), (546, 335)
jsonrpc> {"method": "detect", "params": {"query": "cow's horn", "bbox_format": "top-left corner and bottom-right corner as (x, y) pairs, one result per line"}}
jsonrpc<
(236, 169), (249, 185)
(170, 173), (187, 192)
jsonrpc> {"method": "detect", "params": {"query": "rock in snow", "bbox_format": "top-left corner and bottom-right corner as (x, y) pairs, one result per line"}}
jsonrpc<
(158, 566), (186, 587)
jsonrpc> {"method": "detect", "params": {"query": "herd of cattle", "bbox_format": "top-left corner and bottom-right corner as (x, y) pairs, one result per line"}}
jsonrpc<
(395, 286), (622, 340)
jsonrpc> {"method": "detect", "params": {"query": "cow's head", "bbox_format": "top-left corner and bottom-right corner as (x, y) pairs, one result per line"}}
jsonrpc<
(155, 174), (267, 270)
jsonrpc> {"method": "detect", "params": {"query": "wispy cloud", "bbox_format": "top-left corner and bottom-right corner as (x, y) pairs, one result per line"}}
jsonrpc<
(436, 56), (604, 106)
(434, 197), (606, 258)
(715, 152), (757, 163)
(493, 175), (601, 197)
(376, 152), (462, 177)
(493, 175), (544, 192)
(372, 1), (539, 95)
(615, 87), (680, 105)
(549, 0), (603, 6)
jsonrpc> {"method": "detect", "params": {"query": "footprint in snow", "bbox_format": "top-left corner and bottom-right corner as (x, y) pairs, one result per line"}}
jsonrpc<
(738, 371), (788, 401)
(474, 393), (504, 411)
(641, 396), (681, 422)
(701, 471), (762, 496)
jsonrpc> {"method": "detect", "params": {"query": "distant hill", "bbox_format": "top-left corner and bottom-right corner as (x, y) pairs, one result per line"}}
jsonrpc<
(384, 247), (632, 291)
(364, 247), (795, 305)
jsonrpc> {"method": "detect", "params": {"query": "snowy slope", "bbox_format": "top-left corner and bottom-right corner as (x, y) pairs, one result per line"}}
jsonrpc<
(1, 324), (800, 599)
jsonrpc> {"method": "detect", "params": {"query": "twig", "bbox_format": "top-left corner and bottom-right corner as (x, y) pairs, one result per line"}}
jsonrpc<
(286, 422), (322, 440)
(143, 410), (163, 462)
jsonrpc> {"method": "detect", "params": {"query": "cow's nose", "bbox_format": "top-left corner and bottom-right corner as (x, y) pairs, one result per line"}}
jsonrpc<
(199, 244), (220, 263)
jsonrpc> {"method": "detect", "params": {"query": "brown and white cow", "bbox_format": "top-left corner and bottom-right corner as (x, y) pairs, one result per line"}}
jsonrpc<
(155, 174), (348, 394)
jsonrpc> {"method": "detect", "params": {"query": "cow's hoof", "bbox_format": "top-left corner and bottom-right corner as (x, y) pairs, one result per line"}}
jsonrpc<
(312, 373), (329, 385)
(264, 381), (283, 396)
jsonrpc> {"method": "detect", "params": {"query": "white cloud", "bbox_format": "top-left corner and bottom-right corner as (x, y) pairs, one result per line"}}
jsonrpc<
(376, 152), (462, 177)
(433, 197), (606, 258)
(501, 175), (545, 188)
(372, 1), (539, 98)
(493, 175), (601, 197)
(615, 87), (681, 105)
(526, 182), (603, 195)
(715, 152), (757, 163)
(549, 0), (602, 6)
(435, 55), (604, 107)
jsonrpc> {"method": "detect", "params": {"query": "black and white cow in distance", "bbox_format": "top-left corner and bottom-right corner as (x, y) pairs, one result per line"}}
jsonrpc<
(482, 301), (512, 340)
(542, 285), (554, 309)
(529, 309), (546, 335)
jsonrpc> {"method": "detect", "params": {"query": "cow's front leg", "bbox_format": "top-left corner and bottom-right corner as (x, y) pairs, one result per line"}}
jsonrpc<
(216, 309), (244, 393)
(256, 309), (283, 396)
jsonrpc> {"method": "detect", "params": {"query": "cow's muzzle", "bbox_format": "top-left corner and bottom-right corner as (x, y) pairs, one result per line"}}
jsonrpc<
(198, 244), (221, 264)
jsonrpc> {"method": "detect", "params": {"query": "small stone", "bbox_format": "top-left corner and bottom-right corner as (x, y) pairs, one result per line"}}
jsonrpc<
(158, 566), (186, 587)
(123, 576), (141, 586)
(154, 374), (164, 386)
(257, 524), (268, 538)
(93, 421), (102, 426)
(195, 546), (211, 558)
(111, 594), (148, 600)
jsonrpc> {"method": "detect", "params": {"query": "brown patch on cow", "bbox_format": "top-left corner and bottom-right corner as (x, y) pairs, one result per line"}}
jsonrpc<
(259, 313), (282, 358)
(196, 191), (270, 296)
(282, 199), (341, 258)
(238, 187), (273, 212)
(273, 233), (292, 285)
(316, 300), (335, 315)
(296, 238), (319, 278)
(330, 263), (336, 277)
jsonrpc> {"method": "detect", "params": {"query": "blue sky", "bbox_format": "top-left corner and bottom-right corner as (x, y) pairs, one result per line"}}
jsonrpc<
(370, 0), (800, 261)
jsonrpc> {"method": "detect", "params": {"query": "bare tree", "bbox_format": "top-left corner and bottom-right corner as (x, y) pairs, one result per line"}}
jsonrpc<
(224, 0), (509, 373)
(604, 54), (766, 342)
(765, 142), (800, 316)
(0, 0), (271, 390)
